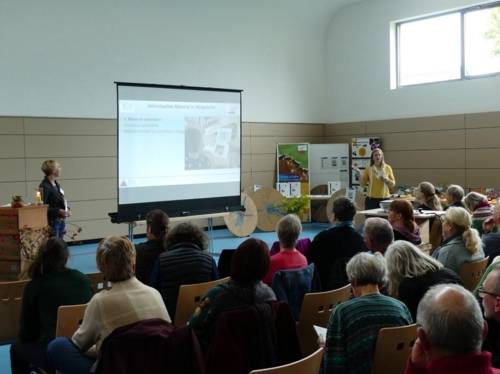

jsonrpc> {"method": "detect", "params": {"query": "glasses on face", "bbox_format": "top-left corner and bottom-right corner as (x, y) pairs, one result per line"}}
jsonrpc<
(477, 286), (500, 299)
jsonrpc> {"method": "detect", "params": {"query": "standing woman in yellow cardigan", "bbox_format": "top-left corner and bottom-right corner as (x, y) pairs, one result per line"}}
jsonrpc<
(353, 147), (396, 210)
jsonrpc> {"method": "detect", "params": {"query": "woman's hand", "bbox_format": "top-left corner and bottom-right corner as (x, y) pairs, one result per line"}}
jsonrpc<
(58, 209), (70, 218)
(351, 165), (361, 174)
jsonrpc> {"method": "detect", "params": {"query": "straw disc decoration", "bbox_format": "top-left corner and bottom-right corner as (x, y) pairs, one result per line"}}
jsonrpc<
(326, 188), (347, 224)
(252, 187), (285, 232)
(224, 192), (258, 237)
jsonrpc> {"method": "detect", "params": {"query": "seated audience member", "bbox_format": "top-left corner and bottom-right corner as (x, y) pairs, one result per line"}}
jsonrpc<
(364, 217), (394, 254)
(445, 184), (465, 209)
(135, 209), (169, 285)
(307, 197), (367, 290)
(263, 214), (308, 285)
(405, 284), (500, 374)
(478, 267), (500, 368)
(385, 240), (461, 320)
(432, 207), (484, 274)
(464, 191), (493, 235)
(47, 236), (170, 374)
(10, 238), (92, 374)
(189, 238), (276, 345)
(415, 181), (443, 211)
(321, 252), (412, 374)
(483, 203), (500, 264)
(151, 222), (218, 321)
(388, 199), (422, 245)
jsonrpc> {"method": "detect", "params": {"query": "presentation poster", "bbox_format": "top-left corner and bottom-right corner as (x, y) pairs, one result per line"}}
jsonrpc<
(276, 143), (310, 195)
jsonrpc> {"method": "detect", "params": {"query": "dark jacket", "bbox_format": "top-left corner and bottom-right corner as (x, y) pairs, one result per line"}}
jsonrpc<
(152, 242), (218, 320)
(398, 267), (461, 320)
(135, 239), (165, 285)
(39, 176), (66, 225)
(96, 319), (204, 374)
(19, 268), (92, 345)
(307, 224), (367, 290)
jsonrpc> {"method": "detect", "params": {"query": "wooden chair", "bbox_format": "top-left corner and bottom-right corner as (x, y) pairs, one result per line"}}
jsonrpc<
(86, 272), (111, 294)
(372, 324), (417, 374)
(459, 257), (489, 291)
(55, 303), (87, 337)
(297, 284), (352, 356)
(0, 279), (29, 342)
(249, 347), (324, 374)
(174, 277), (230, 327)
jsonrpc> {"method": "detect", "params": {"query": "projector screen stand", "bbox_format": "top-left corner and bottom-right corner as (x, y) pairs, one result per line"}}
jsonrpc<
(122, 212), (229, 255)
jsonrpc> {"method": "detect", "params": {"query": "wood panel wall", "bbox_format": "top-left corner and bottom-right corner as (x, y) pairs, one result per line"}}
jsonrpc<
(0, 118), (323, 241)
(324, 111), (500, 190)
(1, 111), (499, 240)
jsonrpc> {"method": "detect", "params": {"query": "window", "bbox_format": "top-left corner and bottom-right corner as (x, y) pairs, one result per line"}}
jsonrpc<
(394, 2), (500, 88)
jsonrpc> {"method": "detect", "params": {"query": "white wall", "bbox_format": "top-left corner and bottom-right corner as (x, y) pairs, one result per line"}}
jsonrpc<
(0, 0), (352, 123)
(326, 0), (500, 122)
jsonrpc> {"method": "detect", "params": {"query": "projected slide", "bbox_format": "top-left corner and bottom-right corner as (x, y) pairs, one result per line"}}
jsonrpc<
(117, 85), (241, 207)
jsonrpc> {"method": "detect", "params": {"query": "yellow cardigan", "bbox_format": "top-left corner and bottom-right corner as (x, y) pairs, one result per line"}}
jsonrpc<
(361, 164), (395, 199)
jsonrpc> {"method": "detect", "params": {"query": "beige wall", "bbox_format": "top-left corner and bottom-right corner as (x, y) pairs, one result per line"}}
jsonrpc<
(1, 111), (498, 240)
(0, 118), (323, 241)
(325, 111), (500, 190)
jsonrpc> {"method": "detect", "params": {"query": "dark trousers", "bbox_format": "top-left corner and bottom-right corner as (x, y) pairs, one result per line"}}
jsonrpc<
(10, 340), (52, 374)
(365, 197), (386, 210)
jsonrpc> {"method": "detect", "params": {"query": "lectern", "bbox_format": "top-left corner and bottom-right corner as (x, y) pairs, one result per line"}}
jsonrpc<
(0, 205), (49, 280)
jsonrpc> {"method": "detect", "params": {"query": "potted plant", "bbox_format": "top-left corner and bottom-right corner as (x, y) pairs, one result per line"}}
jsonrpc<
(276, 195), (310, 220)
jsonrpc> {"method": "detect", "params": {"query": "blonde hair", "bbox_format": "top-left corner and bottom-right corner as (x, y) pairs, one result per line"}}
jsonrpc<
(96, 236), (136, 282)
(385, 240), (442, 297)
(418, 181), (442, 211)
(41, 160), (60, 176)
(443, 207), (482, 255)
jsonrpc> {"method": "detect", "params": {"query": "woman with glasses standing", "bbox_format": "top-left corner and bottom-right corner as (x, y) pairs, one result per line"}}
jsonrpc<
(39, 160), (70, 239)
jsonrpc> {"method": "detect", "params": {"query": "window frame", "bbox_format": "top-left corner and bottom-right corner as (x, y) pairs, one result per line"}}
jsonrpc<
(395, 1), (500, 88)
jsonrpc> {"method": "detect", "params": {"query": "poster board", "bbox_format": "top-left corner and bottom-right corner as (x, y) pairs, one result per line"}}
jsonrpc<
(351, 137), (380, 187)
(309, 143), (350, 191)
(276, 143), (310, 195)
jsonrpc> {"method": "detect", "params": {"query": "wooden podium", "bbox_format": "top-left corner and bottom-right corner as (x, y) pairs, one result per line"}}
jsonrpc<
(0, 205), (49, 280)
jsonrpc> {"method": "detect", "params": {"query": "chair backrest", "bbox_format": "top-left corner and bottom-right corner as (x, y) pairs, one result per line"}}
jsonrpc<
(0, 279), (29, 342)
(271, 264), (315, 320)
(297, 284), (352, 355)
(55, 303), (87, 337)
(217, 249), (236, 278)
(86, 272), (112, 294)
(174, 276), (230, 327)
(249, 347), (324, 374)
(459, 257), (490, 291)
(372, 324), (417, 374)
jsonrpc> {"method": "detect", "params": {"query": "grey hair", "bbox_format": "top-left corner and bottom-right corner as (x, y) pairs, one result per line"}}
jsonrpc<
(346, 252), (387, 287)
(417, 284), (484, 354)
(463, 192), (487, 212)
(276, 214), (302, 249)
(446, 184), (464, 202)
(385, 240), (442, 297)
(364, 217), (394, 251)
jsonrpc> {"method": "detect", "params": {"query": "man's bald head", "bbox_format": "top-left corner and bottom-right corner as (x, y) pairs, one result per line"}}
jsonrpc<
(417, 284), (484, 355)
